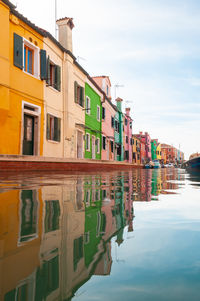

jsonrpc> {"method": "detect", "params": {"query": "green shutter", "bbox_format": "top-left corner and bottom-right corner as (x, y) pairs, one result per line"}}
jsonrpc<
(80, 87), (85, 107)
(47, 56), (50, 85)
(55, 65), (61, 91)
(13, 33), (23, 69)
(40, 49), (47, 80)
(54, 117), (61, 142)
(74, 81), (78, 103)
(46, 114), (50, 140)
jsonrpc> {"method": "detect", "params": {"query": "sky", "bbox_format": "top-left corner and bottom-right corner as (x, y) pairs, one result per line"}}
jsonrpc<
(10, 0), (200, 159)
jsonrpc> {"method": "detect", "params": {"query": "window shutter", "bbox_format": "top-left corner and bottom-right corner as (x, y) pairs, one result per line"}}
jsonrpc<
(46, 56), (50, 85)
(74, 81), (78, 103)
(46, 114), (50, 140)
(13, 33), (23, 69)
(40, 49), (47, 80)
(81, 87), (85, 107)
(55, 65), (61, 91)
(54, 117), (61, 142)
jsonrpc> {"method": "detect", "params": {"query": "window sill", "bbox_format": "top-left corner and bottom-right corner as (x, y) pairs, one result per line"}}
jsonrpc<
(47, 139), (60, 144)
(23, 70), (40, 80)
(47, 85), (60, 93)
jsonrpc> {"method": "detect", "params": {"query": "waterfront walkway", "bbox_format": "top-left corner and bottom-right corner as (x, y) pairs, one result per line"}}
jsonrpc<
(0, 155), (142, 171)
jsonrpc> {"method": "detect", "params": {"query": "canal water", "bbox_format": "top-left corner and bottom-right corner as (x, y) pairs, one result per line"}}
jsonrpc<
(0, 168), (200, 301)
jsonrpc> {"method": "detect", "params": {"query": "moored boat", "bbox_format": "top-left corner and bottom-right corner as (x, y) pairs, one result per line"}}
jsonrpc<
(182, 153), (200, 171)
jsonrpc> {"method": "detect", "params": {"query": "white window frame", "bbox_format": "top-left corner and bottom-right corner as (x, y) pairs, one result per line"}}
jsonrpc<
(23, 38), (40, 78)
(97, 137), (100, 154)
(86, 96), (91, 115)
(97, 105), (100, 122)
(86, 133), (90, 151)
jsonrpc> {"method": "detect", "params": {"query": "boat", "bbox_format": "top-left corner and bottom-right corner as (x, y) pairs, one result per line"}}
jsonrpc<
(182, 153), (200, 171)
(152, 159), (161, 169)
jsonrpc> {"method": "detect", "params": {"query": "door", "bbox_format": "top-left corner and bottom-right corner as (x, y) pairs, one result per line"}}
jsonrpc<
(23, 114), (34, 155)
(77, 131), (83, 158)
(92, 136), (95, 159)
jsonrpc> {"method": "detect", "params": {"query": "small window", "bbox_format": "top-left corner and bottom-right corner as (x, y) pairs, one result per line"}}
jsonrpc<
(111, 141), (114, 153)
(46, 58), (61, 91)
(97, 106), (100, 121)
(24, 45), (33, 74)
(102, 136), (106, 150)
(74, 81), (84, 107)
(111, 117), (114, 128)
(126, 136), (128, 143)
(86, 96), (90, 114)
(130, 122), (132, 129)
(132, 138), (134, 145)
(96, 138), (100, 153)
(102, 107), (105, 120)
(125, 119), (128, 126)
(86, 133), (90, 151)
(46, 114), (61, 142)
(130, 138), (132, 145)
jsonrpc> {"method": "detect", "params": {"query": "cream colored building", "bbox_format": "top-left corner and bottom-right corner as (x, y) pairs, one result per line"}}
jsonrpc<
(43, 35), (64, 157)
(56, 18), (86, 159)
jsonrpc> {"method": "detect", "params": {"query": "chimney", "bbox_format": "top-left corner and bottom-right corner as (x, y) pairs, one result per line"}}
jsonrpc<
(125, 107), (130, 116)
(56, 17), (74, 52)
(115, 97), (123, 111)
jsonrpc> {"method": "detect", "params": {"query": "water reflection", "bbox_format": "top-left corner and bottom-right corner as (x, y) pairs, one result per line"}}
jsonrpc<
(0, 168), (189, 300)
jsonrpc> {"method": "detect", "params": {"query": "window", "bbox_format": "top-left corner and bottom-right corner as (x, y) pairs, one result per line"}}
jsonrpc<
(133, 152), (136, 160)
(97, 138), (100, 153)
(74, 81), (84, 107)
(44, 200), (60, 233)
(73, 236), (83, 271)
(126, 136), (128, 143)
(130, 122), (132, 129)
(132, 138), (134, 145)
(86, 96), (90, 114)
(24, 45), (33, 74)
(46, 58), (61, 91)
(102, 136), (106, 150)
(106, 85), (109, 96)
(111, 141), (114, 153)
(102, 107), (105, 120)
(86, 133), (90, 151)
(130, 138), (132, 145)
(111, 117), (114, 128)
(97, 105), (100, 121)
(46, 114), (61, 142)
(14, 33), (41, 78)
(125, 118), (128, 126)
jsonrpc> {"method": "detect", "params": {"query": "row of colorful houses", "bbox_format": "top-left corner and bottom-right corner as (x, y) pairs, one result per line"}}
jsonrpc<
(0, 0), (184, 165)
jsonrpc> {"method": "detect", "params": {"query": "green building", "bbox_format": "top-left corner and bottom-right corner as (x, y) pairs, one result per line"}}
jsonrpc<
(114, 98), (124, 161)
(151, 139), (158, 161)
(85, 82), (102, 160)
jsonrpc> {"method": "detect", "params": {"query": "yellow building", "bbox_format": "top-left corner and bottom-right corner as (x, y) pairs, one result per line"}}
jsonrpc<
(156, 143), (162, 160)
(132, 135), (141, 165)
(0, 1), (46, 156)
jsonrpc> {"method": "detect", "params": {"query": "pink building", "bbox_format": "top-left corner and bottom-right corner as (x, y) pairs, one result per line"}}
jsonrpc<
(124, 108), (133, 163)
(135, 131), (151, 163)
(92, 76), (116, 161)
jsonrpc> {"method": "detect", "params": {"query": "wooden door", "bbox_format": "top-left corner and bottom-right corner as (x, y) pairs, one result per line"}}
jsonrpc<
(23, 114), (34, 155)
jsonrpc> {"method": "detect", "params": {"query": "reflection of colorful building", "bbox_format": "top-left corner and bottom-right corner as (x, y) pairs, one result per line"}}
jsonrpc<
(0, 188), (43, 300)
(135, 132), (151, 163)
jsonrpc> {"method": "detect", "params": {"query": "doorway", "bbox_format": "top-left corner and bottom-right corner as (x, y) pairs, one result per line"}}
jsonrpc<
(77, 131), (83, 159)
(23, 114), (35, 155)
